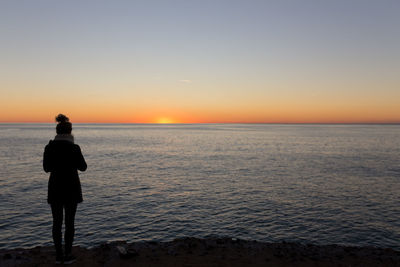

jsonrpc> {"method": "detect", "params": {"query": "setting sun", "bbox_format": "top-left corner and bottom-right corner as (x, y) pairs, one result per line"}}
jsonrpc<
(156, 117), (175, 124)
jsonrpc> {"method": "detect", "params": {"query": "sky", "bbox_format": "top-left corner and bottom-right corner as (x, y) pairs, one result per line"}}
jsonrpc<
(1, 0), (399, 123)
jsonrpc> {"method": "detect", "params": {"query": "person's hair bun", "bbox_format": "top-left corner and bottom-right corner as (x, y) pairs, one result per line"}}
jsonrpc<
(55, 114), (69, 123)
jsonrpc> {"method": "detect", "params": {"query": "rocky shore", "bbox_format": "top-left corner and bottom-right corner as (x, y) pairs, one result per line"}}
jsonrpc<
(1, 237), (399, 266)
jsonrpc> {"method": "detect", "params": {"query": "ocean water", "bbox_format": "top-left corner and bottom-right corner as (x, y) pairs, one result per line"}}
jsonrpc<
(0, 124), (399, 250)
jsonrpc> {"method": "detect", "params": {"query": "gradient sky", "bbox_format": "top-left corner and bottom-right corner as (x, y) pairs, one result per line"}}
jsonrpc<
(1, 0), (399, 123)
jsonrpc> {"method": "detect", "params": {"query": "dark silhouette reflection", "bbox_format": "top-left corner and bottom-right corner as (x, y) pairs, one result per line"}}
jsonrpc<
(43, 114), (87, 264)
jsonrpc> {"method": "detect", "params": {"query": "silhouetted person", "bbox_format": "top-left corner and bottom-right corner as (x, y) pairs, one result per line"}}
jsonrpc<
(43, 114), (87, 264)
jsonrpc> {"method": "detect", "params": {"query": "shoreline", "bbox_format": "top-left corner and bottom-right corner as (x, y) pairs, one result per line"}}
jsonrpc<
(1, 237), (399, 266)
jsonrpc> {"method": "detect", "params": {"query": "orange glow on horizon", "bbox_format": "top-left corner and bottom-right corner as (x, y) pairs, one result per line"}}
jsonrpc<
(0, 102), (399, 124)
(1, 113), (399, 124)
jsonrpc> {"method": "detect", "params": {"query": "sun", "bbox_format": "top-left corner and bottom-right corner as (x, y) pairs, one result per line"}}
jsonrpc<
(156, 117), (175, 124)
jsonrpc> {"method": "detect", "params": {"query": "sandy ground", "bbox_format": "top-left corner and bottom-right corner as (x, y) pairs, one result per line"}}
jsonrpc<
(1, 237), (399, 266)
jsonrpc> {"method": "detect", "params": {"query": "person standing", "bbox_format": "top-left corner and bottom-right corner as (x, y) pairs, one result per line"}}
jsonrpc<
(43, 114), (87, 264)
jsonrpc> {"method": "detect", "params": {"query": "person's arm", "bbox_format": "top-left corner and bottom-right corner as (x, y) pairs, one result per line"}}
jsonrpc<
(43, 144), (52, 173)
(75, 145), (87, 172)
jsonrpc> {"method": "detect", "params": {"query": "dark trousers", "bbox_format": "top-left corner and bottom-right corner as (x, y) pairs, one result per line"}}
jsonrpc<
(50, 203), (78, 256)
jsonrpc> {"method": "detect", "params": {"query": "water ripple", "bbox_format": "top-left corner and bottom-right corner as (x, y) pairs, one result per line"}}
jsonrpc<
(0, 124), (399, 250)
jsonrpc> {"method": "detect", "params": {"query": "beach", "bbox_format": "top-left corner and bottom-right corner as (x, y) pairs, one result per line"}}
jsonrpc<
(1, 237), (399, 266)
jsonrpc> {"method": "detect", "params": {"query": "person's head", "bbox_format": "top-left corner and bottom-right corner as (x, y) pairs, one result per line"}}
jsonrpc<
(55, 114), (72, 134)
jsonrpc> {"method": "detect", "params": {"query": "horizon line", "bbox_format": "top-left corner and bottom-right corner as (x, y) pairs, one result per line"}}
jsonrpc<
(1, 122), (400, 125)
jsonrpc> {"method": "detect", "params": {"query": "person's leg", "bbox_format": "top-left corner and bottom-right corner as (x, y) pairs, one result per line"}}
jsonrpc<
(50, 203), (64, 258)
(64, 202), (77, 256)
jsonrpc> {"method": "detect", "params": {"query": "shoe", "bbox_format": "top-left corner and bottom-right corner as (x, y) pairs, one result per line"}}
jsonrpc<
(55, 254), (63, 264)
(63, 254), (76, 265)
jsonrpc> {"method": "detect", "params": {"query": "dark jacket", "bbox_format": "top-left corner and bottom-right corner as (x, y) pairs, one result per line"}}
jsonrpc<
(43, 140), (87, 204)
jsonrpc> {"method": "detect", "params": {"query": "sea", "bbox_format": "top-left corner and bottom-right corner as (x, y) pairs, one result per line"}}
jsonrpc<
(0, 124), (399, 250)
